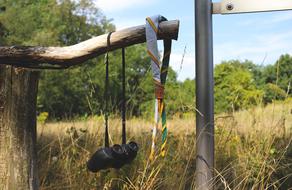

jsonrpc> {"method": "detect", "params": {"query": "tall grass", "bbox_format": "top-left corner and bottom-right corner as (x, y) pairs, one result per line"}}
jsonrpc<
(37, 99), (292, 190)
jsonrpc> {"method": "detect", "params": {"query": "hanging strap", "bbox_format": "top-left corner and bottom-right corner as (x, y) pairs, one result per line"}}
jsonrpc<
(146, 15), (172, 160)
(104, 33), (127, 146)
(121, 47), (126, 145)
(104, 32), (112, 148)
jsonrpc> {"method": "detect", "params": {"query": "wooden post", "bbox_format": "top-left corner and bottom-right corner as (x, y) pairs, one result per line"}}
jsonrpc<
(0, 66), (39, 190)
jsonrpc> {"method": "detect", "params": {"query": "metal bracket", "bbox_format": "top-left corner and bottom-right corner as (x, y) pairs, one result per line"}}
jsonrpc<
(213, 0), (292, 14)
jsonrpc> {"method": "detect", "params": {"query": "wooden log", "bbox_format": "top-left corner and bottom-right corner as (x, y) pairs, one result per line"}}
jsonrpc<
(0, 20), (179, 69)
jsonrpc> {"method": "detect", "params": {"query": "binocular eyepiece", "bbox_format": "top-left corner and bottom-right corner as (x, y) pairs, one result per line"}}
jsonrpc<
(87, 141), (138, 172)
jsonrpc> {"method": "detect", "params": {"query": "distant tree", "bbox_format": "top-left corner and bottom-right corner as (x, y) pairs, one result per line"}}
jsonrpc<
(164, 78), (195, 117)
(258, 54), (292, 104)
(275, 54), (291, 94)
(0, 0), (114, 46)
(241, 60), (265, 87)
(214, 60), (263, 113)
(0, 0), (114, 119)
(263, 83), (287, 103)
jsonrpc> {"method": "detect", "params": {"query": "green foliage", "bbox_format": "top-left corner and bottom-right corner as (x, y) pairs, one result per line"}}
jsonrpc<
(279, 54), (292, 90)
(258, 54), (292, 103)
(214, 60), (263, 113)
(37, 112), (49, 124)
(0, 0), (113, 119)
(241, 60), (266, 87)
(262, 54), (292, 96)
(263, 83), (287, 103)
(165, 78), (195, 117)
(38, 68), (94, 118)
(0, 0), (114, 46)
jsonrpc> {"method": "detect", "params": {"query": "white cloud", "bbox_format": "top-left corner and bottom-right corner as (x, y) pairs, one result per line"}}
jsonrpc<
(214, 31), (292, 65)
(239, 12), (292, 27)
(94, 0), (154, 13)
(113, 18), (144, 30)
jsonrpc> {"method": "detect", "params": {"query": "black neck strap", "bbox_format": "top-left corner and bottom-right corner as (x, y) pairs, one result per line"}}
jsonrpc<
(121, 47), (126, 144)
(104, 32), (112, 147)
(104, 32), (128, 146)
(104, 32), (127, 147)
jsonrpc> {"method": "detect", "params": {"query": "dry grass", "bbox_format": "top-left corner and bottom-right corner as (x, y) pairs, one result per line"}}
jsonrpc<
(37, 99), (292, 190)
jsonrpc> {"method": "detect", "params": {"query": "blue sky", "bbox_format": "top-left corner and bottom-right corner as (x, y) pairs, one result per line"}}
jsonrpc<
(94, 0), (292, 81)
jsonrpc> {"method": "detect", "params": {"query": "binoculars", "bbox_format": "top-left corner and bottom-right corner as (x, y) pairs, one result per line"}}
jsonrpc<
(87, 141), (139, 172)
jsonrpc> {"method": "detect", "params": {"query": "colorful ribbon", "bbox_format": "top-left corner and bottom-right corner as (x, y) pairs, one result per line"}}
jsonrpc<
(146, 15), (172, 160)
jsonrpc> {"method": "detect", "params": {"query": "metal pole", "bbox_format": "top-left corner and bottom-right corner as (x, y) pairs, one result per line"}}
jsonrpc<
(195, 0), (214, 189)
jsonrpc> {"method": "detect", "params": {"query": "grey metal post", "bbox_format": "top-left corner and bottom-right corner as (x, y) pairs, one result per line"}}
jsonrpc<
(195, 0), (214, 189)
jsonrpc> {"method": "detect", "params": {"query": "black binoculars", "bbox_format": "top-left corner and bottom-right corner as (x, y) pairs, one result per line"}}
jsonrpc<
(87, 141), (139, 172)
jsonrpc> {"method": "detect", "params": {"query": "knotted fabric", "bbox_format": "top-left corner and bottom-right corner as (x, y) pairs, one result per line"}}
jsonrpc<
(146, 15), (172, 160)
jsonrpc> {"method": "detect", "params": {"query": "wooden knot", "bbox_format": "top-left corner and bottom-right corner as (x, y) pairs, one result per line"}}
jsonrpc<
(155, 83), (164, 99)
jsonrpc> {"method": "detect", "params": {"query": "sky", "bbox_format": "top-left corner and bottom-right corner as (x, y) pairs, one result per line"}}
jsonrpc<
(93, 0), (292, 81)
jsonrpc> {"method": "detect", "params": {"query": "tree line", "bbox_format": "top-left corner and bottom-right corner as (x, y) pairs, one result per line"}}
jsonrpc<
(0, 0), (291, 119)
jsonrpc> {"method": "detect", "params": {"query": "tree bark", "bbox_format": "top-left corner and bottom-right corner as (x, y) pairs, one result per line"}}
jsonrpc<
(0, 65), (39, 190)
(0, 20), (179, 69)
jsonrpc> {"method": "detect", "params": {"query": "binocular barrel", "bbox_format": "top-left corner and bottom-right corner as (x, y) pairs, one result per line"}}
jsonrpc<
(87, 141), (138, 172)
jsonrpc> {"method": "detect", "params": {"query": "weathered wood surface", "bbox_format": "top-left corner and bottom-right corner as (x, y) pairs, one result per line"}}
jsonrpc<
(0, 66), (39, 190)
(0, 20), (179, 69)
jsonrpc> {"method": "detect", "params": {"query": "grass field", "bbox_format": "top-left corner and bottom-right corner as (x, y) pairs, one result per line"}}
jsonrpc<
(37, 99), (292, 190)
